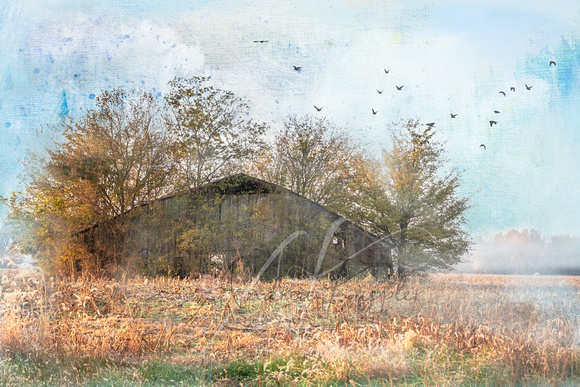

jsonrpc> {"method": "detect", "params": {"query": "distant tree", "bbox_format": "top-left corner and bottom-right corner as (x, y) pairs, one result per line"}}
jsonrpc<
(356, 119), (472, 275)
(250, 115), (371, 215)
(465, 229), (580, 275)
(165, 76), (268, 191)
(6, 89), (173, 275)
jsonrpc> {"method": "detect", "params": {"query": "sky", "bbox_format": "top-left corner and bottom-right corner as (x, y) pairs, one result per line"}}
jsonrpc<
(1, 0), (579, 238)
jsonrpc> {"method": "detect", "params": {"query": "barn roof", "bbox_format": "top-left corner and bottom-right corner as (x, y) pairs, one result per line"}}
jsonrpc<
(158, 173), (281, 202)
(78, 173), (389, 246)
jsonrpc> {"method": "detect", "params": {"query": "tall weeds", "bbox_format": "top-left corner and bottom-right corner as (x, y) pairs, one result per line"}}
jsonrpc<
(0, 270), (578, 385)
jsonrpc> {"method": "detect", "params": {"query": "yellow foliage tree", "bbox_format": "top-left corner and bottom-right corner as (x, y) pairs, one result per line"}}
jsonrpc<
(356, 119), (472, 275)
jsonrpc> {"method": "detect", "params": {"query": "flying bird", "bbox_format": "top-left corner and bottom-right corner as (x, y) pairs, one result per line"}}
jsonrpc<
(377, 89), (383, 94)
(480, 144), (486, 149)
(550, 61), (557, 66)
(372, 108), (378, 115)
(494, 110), (501, 114)
(293, 66), (302, 72)
(396, 85), (404, 90)
(384, 69), (390, 74)
(313, 105), (323, 112)
(426, 122), (435, 127)
(253, 40), (268, 43)
(450, 113), (458, 118)
(489, 120), (497, 127)
(525, 84), (533, 90)
(499, 91), (506, 96)
(510, 87), (516, 92)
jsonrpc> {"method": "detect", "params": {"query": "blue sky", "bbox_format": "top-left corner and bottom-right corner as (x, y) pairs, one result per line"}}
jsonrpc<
(1, 0), (579, 237)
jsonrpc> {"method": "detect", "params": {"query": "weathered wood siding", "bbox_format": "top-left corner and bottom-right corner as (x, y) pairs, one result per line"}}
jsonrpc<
(86, 174), (392, 278)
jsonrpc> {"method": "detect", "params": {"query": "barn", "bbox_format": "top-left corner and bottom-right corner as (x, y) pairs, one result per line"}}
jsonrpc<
(84, 173), (392, 279)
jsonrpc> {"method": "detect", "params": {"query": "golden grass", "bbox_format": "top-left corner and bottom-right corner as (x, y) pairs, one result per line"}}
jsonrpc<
(0, 270), (578, 385)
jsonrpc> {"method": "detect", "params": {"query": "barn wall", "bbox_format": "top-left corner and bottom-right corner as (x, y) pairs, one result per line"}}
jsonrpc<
(93, 190), (391, 278)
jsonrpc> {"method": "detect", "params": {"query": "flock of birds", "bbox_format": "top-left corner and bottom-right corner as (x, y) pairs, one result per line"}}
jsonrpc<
(254, 40), (558, 150)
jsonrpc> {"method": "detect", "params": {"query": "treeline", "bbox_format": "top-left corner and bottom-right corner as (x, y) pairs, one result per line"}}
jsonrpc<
(2, 76), (471, 277)
(458, 229), (580, 275)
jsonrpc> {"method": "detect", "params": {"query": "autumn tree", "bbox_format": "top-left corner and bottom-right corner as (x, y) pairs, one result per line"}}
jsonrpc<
(165, 76), (268, 191)
(356, 119), (472, 275)
(6, 89), (173, 275)
(147, 77), (269, 275)
(250, 115), (371, 215)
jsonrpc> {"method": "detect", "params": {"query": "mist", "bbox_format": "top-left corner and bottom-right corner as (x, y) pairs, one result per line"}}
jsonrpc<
(456, 229), (580, 275)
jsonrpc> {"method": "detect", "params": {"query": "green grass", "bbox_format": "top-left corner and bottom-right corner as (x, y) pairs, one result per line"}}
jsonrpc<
(0, 355), (211, 386)
(2, 347), (579, 386)
(0, 353), (374, 386)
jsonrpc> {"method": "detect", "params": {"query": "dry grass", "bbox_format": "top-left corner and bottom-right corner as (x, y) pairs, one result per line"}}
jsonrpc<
(0, 270), (579, 385)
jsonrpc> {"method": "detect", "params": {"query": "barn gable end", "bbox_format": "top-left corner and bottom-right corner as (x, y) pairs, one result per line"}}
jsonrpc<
(85, 174), (392, 278)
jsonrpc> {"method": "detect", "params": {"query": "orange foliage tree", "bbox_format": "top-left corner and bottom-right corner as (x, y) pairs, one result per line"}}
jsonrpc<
(6, 89), (173, 275)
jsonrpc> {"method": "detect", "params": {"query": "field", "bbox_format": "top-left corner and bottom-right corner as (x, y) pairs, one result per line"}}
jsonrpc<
(0, 270), (579, 386)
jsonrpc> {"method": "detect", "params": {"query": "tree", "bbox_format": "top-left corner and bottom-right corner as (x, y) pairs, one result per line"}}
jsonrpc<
(250, 115), (370, 215)
(165, 76), (267, 191)
(6, 89), (173, 275)
(159, 77), (268, 275)
(357, 119), (472, 275)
